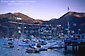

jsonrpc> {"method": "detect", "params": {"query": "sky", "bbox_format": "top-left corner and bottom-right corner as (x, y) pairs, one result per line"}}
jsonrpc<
(0, 0), (85, 20)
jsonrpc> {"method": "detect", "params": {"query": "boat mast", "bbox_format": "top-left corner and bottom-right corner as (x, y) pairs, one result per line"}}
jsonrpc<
(7, 28), (9, 38)
(39, 24), (40, 38)
(22, 20), (24, 35)
(67, 7), (70, 38)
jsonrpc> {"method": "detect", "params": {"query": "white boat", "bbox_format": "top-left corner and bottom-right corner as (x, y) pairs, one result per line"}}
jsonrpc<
(26, 41), (47, 53)
(40, 39), (64, 49)
(18, 40), (30, 46)
(26, 48), (39, 53)
(18, 37), (30, 46)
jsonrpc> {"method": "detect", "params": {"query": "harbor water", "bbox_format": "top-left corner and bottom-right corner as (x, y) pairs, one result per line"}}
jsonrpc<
(0, 39), (84, 56)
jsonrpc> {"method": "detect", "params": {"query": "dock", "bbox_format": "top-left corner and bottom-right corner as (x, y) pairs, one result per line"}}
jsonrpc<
(64, 34), (85, 52)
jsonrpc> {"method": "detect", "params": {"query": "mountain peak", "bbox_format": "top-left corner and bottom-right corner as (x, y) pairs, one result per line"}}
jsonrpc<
(6, 12), (12, 14)
(13, 12), (23, 15)
(68, 11), (85, 14)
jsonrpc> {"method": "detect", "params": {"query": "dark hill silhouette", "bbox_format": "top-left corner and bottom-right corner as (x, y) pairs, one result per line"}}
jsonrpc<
(42, 11), (85, 34)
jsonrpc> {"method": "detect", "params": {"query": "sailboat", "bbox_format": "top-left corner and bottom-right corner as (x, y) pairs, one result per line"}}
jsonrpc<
(18, 19), (30, 46)
(18, 34), (30, 46)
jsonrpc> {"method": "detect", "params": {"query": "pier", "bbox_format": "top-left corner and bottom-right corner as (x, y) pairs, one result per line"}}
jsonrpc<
(64, 34), (85, 52)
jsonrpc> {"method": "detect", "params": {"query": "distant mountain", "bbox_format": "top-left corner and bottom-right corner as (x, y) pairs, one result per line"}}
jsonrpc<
(0, 12), (42, 24)
(43, 12), (85, 24)
(43, 11), (85, 34)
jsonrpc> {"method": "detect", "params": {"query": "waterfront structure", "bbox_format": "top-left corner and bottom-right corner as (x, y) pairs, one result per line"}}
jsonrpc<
(64, 34), (85, 51)
(1, 20), (70, 38)
(16, 23), (65, 38)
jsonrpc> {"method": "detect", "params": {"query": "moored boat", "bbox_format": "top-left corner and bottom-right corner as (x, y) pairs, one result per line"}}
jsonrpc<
(26, 48), (39, 53)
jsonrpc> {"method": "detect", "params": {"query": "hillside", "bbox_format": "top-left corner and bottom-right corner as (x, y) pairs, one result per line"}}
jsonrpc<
(0, 12), (43, 38)
(0, 12), (42, 24)
(42, 11), (85, 34)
